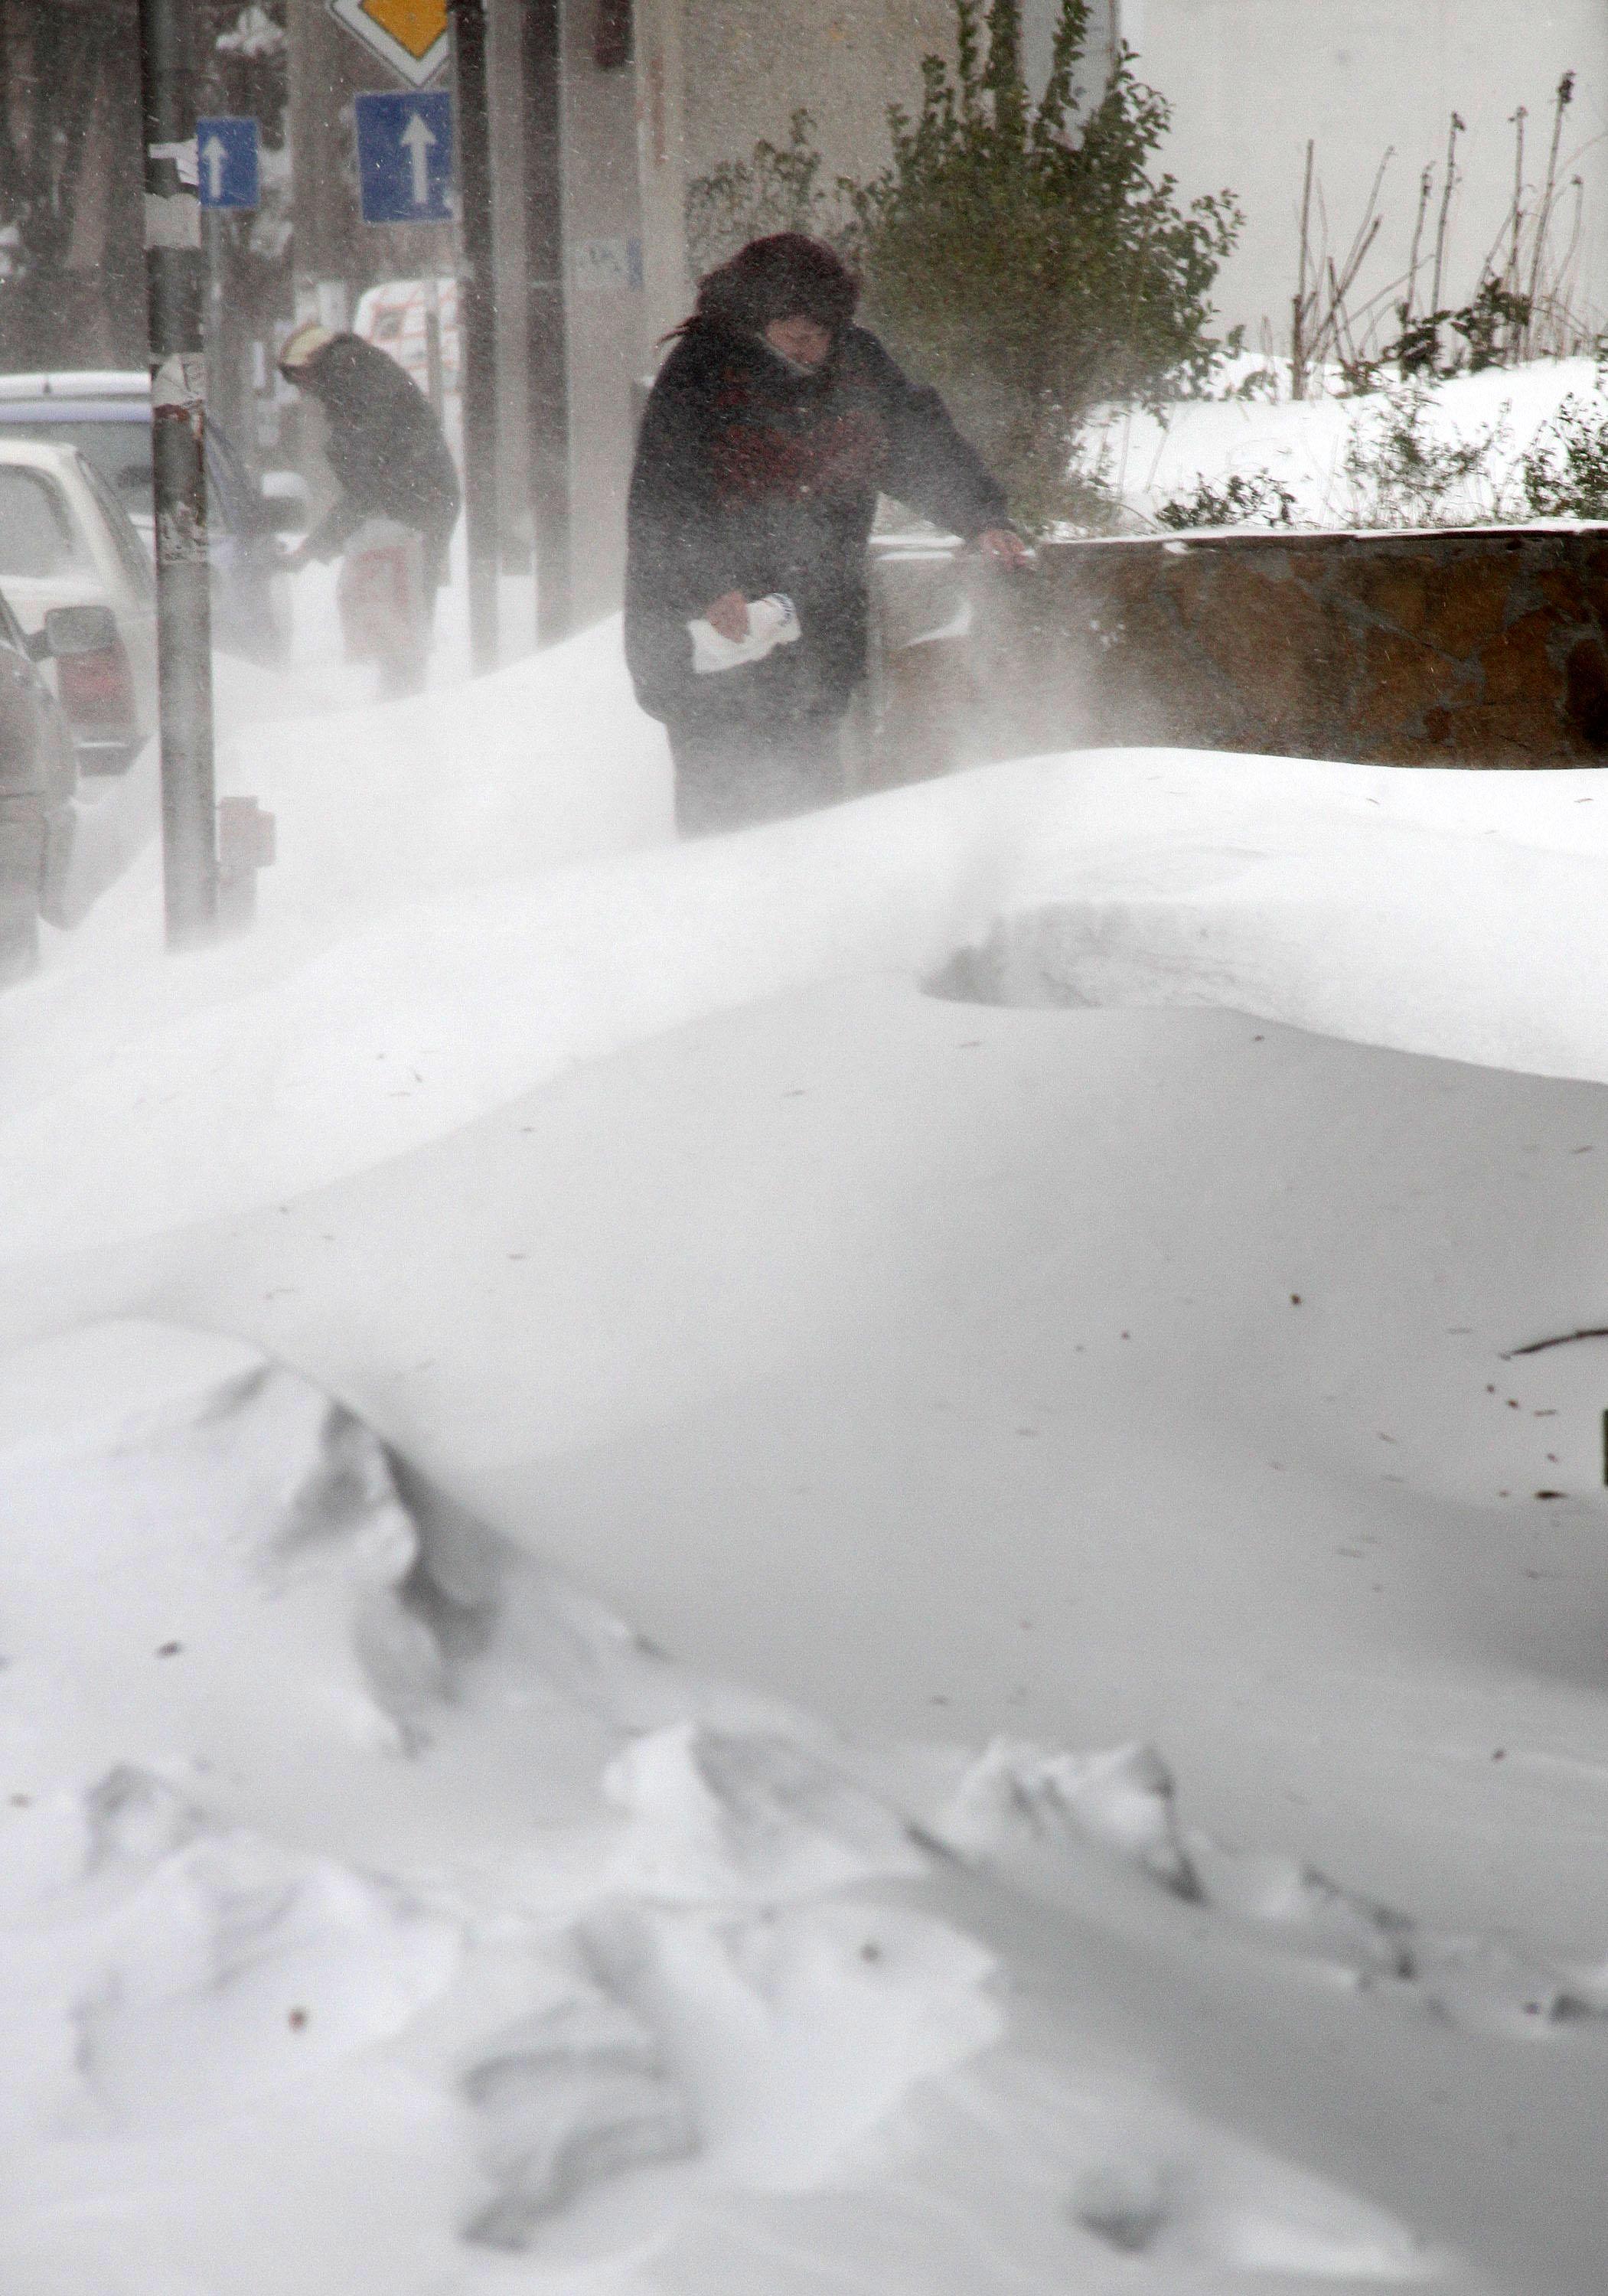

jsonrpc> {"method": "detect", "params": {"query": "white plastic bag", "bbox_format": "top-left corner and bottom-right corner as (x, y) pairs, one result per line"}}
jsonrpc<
(336, 517), (428, 671)
(688, 592), (801, 676)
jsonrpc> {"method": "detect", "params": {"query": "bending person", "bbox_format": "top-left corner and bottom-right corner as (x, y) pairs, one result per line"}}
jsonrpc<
(625, 233), (1026, 836)
(277, 321), (462, 693)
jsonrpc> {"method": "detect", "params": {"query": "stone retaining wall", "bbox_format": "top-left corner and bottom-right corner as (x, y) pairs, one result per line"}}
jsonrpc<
(859, 526), (1608, 788)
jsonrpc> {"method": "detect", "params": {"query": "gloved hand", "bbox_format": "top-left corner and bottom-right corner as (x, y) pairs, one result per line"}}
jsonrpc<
(702, 589), (750, 641)
(975, 527), (1032, 569)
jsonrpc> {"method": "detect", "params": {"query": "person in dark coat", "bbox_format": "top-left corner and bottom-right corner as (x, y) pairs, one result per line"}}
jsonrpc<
(625, 233), (1027, 836)
(276, 318), (462, 602)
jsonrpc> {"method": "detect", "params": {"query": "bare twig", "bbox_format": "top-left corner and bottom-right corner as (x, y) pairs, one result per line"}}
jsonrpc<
(1292, 138), (1314, 400)
(1402, 163), (1434, 326)
(1430, 111), (1464, 317)
(1504, 106), (1526, 298)
(1526, 73), (1574, 354)
(1502, 1327), (1608, 1359)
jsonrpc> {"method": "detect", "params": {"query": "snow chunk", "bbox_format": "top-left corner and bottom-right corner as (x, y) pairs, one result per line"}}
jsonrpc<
(459, 1981), (696, 2248)
(585, 1895), (1002, 2190)
(603, 1720), (928, 1903)
(0, 1774), (458, 2140)
(934, 1737), (1199, 1896)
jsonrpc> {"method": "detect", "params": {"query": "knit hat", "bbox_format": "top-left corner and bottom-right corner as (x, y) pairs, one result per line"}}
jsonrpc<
(692, 234), (860, 341)
(277, 320), (335, 376)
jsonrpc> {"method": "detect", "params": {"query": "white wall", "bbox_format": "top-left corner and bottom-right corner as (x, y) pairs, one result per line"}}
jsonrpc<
(635, 0), (962, 347)
(1133, 0), (1608, 352)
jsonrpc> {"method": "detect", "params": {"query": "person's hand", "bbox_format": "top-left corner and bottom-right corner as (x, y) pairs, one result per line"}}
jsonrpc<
(278, 538), (311, 572)
(975, 526), (1031, 569)
(704, 589), (750, 641)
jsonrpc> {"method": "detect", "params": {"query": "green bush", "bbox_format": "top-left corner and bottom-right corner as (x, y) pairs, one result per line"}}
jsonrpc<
(1154, 470), (1297, 531)
(1339, 384), (1517, 529)
(686, 109), (840, 279)
(846, 0), (1241, 530)
(1519, 382), (1608, 520)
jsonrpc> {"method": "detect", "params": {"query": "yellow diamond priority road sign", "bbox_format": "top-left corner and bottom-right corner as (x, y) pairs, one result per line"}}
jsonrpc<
(328, 0), (448, 88)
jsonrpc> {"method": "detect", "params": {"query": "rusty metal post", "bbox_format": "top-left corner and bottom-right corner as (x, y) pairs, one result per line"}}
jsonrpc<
(449, 0), (499, 673)
(135, 0), (218, 947)
(521, 0), (571, 642)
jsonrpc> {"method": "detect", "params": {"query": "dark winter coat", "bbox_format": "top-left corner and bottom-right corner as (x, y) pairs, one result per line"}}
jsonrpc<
(625, 321), (1009, 729)
(299, 334), (462, 579)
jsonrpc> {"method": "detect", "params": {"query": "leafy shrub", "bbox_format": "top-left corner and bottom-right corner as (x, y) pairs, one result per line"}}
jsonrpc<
(1154, 470), (1297, 530)
(1518, 383), (1608, 520)
(849, 0), (1241, 530)
(686, 109), (840, 279)
(1339, 383), (1518, 529)
(1348, 281), (1537, 393)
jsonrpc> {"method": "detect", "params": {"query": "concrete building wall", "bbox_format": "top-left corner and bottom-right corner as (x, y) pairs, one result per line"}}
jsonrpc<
(634, 0), (965, 347)
(1130, 0), (1608, 351)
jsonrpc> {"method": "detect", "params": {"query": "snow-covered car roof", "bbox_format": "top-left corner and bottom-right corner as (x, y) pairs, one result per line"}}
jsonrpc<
(0, 398), (148, 425)
(0, 437), (99, 475)
(0, 371), (148, 403)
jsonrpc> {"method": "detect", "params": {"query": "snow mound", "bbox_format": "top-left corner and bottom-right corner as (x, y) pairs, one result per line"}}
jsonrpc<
(12, 742), (1608, 1261)
(604, 1721), (928, 1903)
(217, 614), (674, 932)
(0, 1776), (458, 2139)
(0, 1330), (444, 1796)
(934, 1736), (1199, 1897)
(0, 1316), (1471, 2290)
(936, 1733), (1608, 2042)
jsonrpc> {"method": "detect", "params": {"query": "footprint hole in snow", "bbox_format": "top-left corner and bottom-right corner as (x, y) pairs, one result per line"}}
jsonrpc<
(1070, 2160), (1173, 2255)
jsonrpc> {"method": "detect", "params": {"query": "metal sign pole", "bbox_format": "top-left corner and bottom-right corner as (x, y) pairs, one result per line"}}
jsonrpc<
(448, 0), (500, 674)
(521, 0), (571, 644)
(135, 0), (218, 948)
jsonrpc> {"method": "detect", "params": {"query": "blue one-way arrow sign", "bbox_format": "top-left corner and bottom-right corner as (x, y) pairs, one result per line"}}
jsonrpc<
(354, 91), (454, 226)
(196, 116), (260, 211)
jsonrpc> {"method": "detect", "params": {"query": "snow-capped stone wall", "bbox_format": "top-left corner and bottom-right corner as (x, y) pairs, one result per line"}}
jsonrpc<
(966, 529), (1608, 772)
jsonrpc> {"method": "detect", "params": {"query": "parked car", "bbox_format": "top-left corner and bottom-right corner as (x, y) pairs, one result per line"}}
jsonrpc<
(0, 439), (155, 772)
(0, 589), (83, 983)
(0, 371), (293, 663)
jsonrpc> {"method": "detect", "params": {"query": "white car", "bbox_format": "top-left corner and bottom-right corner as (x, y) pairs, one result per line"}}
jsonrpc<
(0, 439), (156, 770)
(0, 373), (294, 667)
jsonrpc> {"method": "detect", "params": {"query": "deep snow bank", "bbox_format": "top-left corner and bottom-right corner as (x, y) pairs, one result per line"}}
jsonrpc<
(3, 1317), (1539, 2294)
(215, 612), (674, 928)
(1095, 357), (1600, 532)
(7, 742), (1608, 1258)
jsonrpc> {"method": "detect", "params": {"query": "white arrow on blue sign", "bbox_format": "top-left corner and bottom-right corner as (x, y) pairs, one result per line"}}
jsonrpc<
(196, 116), (260, 212)
(354, 91), (454, 226)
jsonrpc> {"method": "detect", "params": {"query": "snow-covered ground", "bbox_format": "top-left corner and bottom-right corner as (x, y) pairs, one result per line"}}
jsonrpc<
(1094, 355), (1603, 531)
(6, 599), (1608, 2291)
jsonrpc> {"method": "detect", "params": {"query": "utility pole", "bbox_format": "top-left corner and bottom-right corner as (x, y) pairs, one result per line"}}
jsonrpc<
(522, 0), (571, 644)
(135, 0), (219, 947)
(448, 0), (499, 673)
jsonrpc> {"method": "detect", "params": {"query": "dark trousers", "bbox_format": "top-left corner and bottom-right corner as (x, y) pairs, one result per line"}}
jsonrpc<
(669, 711), (845, 837)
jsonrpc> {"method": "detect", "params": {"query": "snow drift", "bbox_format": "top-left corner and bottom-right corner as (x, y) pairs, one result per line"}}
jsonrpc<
(0, 1321), (1506, 2293)
(9, 716), (1608, 1257)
